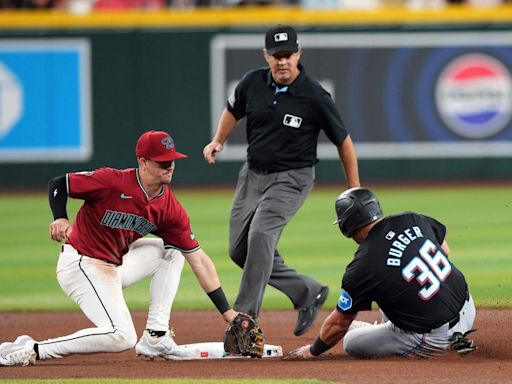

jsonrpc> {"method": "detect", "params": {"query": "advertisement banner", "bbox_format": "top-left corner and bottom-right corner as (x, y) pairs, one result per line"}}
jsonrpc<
(211, 31), (512, 159)
(0, 39), (91, 162)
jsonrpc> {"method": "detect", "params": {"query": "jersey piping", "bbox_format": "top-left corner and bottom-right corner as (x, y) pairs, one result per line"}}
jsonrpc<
(164, 244), (201, 253)
(135, 169), (164, 200)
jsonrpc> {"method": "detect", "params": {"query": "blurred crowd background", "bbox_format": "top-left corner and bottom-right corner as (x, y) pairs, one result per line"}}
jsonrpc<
(0, 0), (510, 12)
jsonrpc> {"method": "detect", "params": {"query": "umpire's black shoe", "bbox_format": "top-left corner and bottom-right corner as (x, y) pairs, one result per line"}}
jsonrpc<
(294, 286), (329, 336)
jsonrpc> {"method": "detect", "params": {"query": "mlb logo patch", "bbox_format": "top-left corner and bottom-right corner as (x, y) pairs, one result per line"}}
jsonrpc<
(283, 114), (302, 128)
(274, 32), (288, 42)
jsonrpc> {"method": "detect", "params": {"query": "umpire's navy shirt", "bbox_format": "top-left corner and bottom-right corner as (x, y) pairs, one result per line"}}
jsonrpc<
(227, 63), (348, 173)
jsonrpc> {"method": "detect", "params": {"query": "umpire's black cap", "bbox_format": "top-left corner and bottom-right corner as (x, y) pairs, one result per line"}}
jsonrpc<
(265, 25), (299, 55)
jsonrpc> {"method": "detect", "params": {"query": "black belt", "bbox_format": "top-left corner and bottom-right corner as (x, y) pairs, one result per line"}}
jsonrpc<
(448, 290), (470, 329)
(249, 165), (276, 175)
(448, 313), (460, 329)
(416, 311), (460, 333)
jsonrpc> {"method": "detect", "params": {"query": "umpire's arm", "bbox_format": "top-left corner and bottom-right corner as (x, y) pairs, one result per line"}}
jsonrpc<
(337, 136), (360, 189)
(203, 108), (239, 164)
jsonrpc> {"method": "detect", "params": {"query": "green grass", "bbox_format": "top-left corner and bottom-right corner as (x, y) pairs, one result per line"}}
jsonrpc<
(0, 185), (511, 311)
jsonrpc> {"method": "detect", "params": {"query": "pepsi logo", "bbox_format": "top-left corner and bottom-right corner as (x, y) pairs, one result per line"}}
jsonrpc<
(435, 53), (512, 139)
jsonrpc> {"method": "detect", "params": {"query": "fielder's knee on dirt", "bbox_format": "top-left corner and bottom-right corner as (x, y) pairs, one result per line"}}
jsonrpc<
(108, 326), (138, 352)
(37, 325), (138, 359)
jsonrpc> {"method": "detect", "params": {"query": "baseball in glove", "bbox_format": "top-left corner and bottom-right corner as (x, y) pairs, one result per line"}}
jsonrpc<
(223, 312), (265, 358)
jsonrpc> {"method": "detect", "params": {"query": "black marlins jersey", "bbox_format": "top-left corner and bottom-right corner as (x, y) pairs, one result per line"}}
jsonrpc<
(337, 212), (468, 334)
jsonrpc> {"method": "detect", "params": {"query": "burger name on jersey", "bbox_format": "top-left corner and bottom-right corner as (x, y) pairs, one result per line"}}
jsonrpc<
(385, 226), (424, 267)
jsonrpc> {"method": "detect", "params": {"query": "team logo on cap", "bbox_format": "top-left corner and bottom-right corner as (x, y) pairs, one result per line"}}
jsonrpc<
(274, 33), (288, 42)
(435, 53), (512, 139)
(161, 136), (175, 150)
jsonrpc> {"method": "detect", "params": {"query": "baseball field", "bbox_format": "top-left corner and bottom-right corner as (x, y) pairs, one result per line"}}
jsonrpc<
(1, 185), (511, 383)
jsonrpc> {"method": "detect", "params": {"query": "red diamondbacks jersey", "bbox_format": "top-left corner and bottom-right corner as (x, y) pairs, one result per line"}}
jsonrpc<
(65, 167), (200, 265)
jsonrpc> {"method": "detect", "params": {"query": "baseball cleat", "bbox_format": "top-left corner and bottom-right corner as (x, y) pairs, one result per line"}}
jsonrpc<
(135, 330), (198, 360)
(294, 286), (329, 336)
(449, 330), (477, 356)
(0, 335), (36, 366)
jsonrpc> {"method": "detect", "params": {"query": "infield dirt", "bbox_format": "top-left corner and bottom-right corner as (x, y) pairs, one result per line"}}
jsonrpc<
(1, 309), (511, 383)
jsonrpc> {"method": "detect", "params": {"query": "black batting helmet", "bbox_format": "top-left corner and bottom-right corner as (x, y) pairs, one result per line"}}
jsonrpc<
(333, 187), (383, 238)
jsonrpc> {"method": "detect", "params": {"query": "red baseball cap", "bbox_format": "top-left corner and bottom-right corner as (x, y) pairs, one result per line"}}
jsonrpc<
(135, 130), (187, 161)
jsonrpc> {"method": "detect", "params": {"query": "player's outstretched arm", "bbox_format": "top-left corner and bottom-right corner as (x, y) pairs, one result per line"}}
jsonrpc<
(286, 310), (356, 360)
(184, 248), (237, 323)
(185, 249), (264, 357)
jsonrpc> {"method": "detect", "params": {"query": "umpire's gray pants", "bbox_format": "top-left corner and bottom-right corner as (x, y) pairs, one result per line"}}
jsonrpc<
(230, 162), (324, 318)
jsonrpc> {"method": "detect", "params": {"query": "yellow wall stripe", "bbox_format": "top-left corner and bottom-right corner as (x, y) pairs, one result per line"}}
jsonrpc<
(1, 5), (512, 30)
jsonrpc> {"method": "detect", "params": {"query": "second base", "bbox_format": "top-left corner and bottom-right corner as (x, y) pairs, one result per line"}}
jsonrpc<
(178, 341), (283, 359)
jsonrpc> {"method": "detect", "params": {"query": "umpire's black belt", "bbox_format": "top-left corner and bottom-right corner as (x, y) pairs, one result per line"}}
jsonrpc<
(248, 164), (276, 175)
(248, 163), (312, 175)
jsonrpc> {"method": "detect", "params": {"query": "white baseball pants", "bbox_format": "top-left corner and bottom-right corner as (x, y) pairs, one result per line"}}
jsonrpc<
(37, 238), (184, 359)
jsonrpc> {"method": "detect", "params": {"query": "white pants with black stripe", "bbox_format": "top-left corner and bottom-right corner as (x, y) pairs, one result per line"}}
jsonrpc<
(37, 238), (184, 359)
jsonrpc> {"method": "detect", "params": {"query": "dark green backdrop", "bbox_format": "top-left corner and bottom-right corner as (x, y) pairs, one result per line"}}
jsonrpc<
(0, 26), (510, 189)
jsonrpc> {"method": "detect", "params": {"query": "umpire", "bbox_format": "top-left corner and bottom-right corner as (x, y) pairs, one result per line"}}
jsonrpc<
(203, 25), (360, 336)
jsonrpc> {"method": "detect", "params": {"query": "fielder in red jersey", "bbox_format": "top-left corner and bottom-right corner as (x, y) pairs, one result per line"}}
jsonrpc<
(66, 167), (200, 265)
(0, 130), (241, 366)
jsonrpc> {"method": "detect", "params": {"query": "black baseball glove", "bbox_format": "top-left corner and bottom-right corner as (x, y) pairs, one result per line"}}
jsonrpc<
(223, 312), (265, 358)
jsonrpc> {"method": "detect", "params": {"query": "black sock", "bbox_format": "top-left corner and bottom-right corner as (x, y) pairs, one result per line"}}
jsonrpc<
(34, 343), (40, 360)
(147, 329), (166, 338)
